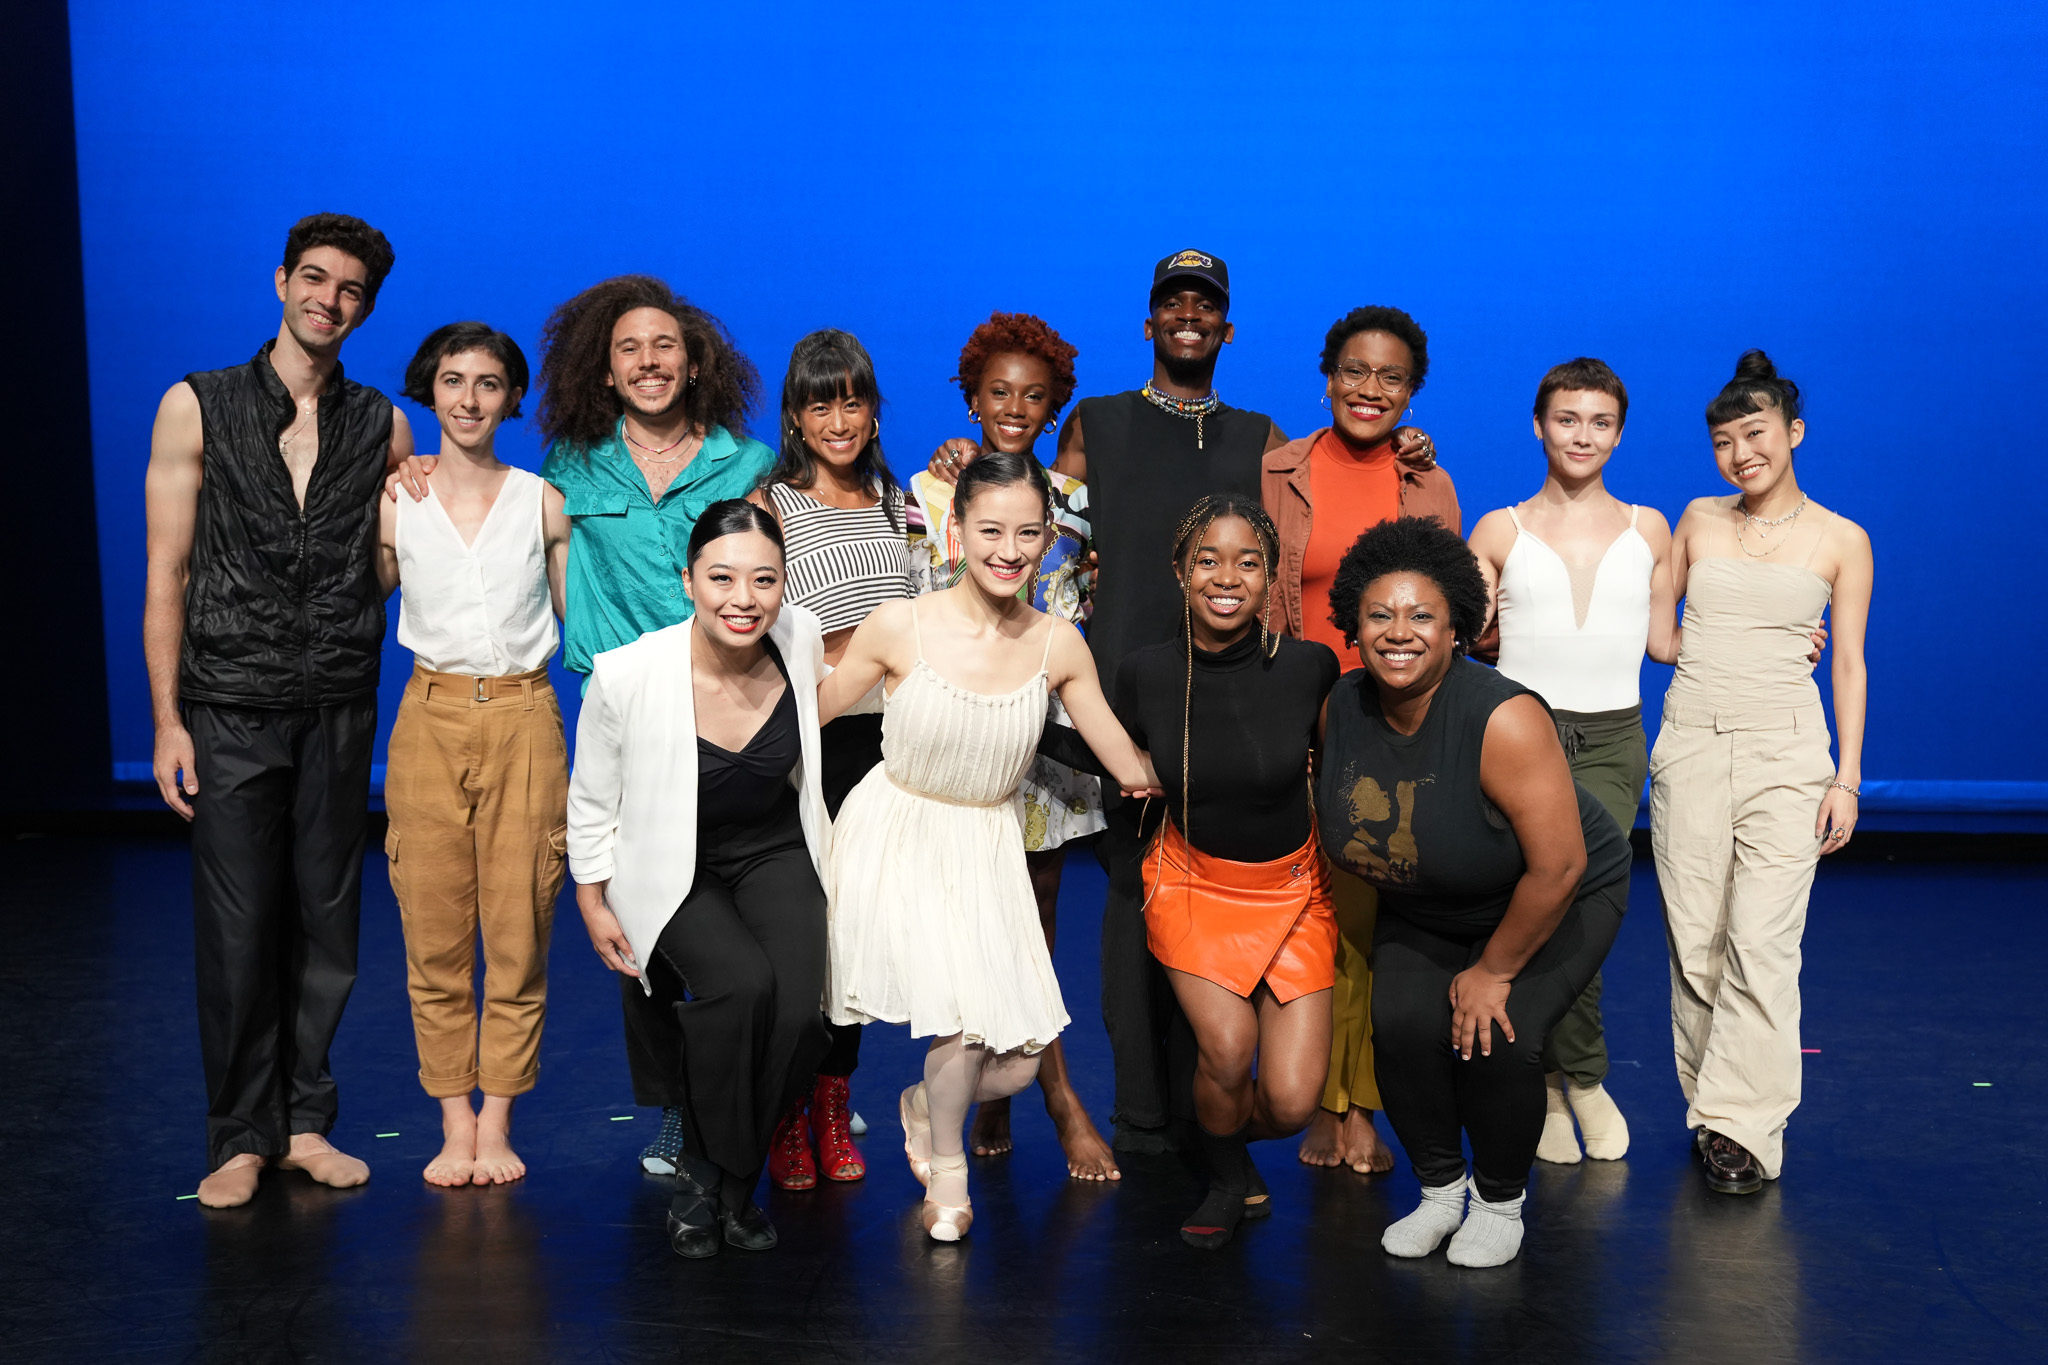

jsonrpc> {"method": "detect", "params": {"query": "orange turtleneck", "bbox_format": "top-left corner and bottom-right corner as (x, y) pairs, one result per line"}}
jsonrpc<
(1299, 429), (1401, 664)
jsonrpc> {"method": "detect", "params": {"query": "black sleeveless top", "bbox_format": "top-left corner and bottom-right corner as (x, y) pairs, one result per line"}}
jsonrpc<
(1075, 391), (1273, 695)
(697, 643), (800, 830)
(1315, 658), (1631, 934)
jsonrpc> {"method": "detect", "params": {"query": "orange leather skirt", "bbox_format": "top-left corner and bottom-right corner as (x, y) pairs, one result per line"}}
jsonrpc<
(1141, 820), (1338, 1003)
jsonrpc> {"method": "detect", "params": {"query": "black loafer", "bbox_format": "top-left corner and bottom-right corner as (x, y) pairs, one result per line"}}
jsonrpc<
(1697, 1130), (1764, 1195)
(667, 1207), (722, 1259)
(668, 1156), (725, 1259)
(721, 1201), (779, 1251)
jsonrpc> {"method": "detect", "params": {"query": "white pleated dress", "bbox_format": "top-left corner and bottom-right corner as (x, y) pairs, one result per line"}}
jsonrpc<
(826, 605), (1072, 1055)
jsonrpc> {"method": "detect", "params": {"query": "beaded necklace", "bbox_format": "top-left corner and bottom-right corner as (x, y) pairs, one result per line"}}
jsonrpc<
(1142, 382), (1222, 449)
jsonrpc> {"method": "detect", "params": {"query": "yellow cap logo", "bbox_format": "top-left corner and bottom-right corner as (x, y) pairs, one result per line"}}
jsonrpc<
(1167, 250), (1214, 269)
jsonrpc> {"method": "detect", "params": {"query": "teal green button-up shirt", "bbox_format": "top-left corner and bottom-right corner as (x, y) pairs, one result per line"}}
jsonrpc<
(542, 420), (776, 676)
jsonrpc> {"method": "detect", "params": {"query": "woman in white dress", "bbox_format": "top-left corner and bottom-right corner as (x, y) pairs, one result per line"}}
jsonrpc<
(819, 451), (1159, 1241)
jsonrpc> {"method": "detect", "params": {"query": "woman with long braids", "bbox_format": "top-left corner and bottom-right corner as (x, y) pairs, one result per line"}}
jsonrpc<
(906, 311), (1119, 1181)
(744, 329), (915, 1192)
(820, 451), (1159, 1242)
(1655, 351), (1872, 1196)
(1048, 492), (1342, 1248)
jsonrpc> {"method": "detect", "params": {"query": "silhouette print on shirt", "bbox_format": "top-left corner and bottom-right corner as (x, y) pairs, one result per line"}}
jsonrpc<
(1339, 773), (1430, 886)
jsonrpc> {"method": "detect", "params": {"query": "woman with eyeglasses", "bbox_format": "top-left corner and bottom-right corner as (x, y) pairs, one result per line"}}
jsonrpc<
(1261, 306), (1460, 1178)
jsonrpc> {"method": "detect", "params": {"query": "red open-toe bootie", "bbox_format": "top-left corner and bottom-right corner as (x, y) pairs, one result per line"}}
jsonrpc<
(767, 1099), (817, 1190)
(810, 1075), (867, 1182)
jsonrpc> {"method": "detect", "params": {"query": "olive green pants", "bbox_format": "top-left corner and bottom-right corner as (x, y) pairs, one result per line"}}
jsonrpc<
(1544, 708), (1648, 1087)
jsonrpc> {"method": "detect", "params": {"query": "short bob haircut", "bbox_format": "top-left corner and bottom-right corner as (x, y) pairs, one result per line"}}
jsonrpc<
(401, 322), (531, 419)
(1705, 349), (1803, 429)
(1319, 305), (1430, 390)
(1326, 516), (1488, 653)
(1534, 356), (1629, 429)
(686, 497), (785, 567)
(282, 212), (396, 304)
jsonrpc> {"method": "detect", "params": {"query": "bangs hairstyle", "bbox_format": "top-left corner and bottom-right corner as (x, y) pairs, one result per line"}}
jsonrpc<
(1705, 349), (1803, 429)
(401, 322), (531, 419)
(686, 498), (785, 566)
(770, 329), (899, 526)
(951, 448), (1052, 524)
(1327, 517), (1487, 653)
(535, 275), (760, 452)
(1320, 305), (1429, 389)
(282, 212), (395, 304)
(953, 312), (1080, 417)
(1534, 356), (1628, 429)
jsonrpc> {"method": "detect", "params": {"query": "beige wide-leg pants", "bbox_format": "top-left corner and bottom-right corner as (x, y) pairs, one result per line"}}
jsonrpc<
(1649, 699), (1833, 1179)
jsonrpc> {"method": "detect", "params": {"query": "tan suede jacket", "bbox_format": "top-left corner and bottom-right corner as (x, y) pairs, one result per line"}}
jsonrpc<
(1262, 429), (1463, 639)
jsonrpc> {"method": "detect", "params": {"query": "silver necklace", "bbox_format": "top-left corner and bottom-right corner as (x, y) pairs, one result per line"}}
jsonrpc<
(1737, 495), (1806, 557)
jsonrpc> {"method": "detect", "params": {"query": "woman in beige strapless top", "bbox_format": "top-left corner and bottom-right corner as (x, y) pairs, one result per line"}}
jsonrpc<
(1652, 351), (1873, 1198)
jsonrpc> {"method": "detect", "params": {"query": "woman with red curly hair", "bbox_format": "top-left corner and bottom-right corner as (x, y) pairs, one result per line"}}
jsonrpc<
(906, 312), (1120, 1181)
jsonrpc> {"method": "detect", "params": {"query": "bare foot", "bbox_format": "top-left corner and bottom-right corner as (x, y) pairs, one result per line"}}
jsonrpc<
(1340, 1107), (1394, 1174)
(1298, 1107), (1346, 1167)
(425, 1099), (477, 1187)
(969, 1097), (1013, 1157)
(471, 1097), (526, 1185)
(196, 1153), (264, 1208)
(277, 1133), (370, 1189)
(1045, 1092), (1120, 1181)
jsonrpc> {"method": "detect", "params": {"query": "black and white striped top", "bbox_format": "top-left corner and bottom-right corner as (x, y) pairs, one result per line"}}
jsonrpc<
(766, 481), (916, 633)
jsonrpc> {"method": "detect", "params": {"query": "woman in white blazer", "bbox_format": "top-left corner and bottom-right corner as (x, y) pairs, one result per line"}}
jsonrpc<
(567, 499), (832, 1261)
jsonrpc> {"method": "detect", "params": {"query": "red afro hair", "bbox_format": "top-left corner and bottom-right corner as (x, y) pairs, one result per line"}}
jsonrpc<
(952, 312), (1079, 417)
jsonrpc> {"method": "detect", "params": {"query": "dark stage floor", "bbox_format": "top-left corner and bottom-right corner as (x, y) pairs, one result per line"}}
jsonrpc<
(1, 832), (2041, 1363)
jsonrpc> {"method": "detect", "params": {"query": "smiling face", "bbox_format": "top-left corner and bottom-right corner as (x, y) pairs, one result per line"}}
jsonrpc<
(790, 377), (873, 473)
(604, 306), (693, 419)
(1354, 571), (1458, 697)
(273, 246), (374, 354)
(1710, 402), (1805, 498)
(1144, 287), (1233, 379)
(684, 530), (786, 648)
(957, 480), (1049, 599)
(1535, 387), (1624, 482)
(1327, 330), (1415, 446)
(431, 348), (520, 456)
(972, 352), (1055, 454)
(1175, 514), (1269, 650)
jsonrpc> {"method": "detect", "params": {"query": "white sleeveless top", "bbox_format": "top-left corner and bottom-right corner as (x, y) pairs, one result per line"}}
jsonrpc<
(396, 467), (558, 676)
(1493, 505), (1653, 713)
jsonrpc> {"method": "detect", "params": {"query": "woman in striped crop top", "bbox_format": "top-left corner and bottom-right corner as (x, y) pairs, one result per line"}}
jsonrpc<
(746, 329), (915, 1193)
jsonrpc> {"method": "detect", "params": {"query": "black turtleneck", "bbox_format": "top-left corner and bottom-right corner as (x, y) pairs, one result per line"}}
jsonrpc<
(1045, 630), (1339, 863)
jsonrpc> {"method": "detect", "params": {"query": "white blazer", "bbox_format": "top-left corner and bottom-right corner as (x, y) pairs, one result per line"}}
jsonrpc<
(566, 604), (832, 993)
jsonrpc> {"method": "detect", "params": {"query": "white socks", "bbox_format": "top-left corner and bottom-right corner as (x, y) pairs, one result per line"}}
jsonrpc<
(1447, 1180), (1524, 1267)
(1381, 1178), (1468, 1257)
(1537, 1073), (1582, 1164)
(1536, 1072), (1633, 1163)
(1567, 1079), (1630, 1160)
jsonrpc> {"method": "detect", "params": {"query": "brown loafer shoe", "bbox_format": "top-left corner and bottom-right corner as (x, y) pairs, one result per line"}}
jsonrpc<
(1697, 1130), (1764, 1195)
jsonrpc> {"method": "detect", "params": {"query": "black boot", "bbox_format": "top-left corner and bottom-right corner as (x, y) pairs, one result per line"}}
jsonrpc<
(1181, 1124), (1254, 1250)
(719, 1168), (778, 1251)
(667, 1152), (724, 1259)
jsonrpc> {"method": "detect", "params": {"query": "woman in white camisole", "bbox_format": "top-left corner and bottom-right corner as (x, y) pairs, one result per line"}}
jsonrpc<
(1468, 358), (1679, 1166)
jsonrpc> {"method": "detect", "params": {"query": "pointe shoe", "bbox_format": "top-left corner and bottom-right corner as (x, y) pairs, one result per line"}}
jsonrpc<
(1536, 1072), (1583, 1164)
(899, 1083), (933, 1187)
(1566, 1080), (1631, 1161)
(767, 1099), (817, 1191)
(922, 1153), (973, 1242)
(811, 1075), (867, 1182)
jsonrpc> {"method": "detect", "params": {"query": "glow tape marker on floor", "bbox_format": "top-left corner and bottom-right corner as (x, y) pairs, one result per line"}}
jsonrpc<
(375, 1132), (400, 1138)
(1801, 1048), (1821, 1054)
(1973, 1082), (1993, 1087)
(176, 1194), (197, 1201)
(610, 1115), (634, 1121)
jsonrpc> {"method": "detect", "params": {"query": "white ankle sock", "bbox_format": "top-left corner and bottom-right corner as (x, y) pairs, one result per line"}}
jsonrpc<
(1536, 1072), (1582, 1164)
(1446, 1180), (1524, 1267)
(1381, 1178), (1467, 1257)
(1566, 1080), (1630, 1160)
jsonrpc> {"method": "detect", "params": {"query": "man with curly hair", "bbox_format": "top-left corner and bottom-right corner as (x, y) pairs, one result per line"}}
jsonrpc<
(145, 212), (415, 1208)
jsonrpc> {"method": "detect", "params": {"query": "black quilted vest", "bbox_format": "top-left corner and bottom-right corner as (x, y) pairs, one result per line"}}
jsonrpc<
(180, 341), (392, 708)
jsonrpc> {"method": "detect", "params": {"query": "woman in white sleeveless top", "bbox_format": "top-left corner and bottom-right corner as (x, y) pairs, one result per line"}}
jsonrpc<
(375, 324), (570, 1188)
(818, 452), (1160, 1242)
(1468, 358), (1678, 1165)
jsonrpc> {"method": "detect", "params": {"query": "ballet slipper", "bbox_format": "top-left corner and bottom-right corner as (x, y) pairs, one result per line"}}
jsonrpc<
(196, 1153), (264, 1208)
(276, 1133), (370, 1189)
(922, 1151), (972, 1242)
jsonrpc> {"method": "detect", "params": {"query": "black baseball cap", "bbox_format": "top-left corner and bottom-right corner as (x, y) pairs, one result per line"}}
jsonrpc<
(1150, 248), (1229, 307)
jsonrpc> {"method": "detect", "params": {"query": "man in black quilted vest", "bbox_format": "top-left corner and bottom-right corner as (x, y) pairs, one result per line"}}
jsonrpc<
(143, 213), (414, 1208)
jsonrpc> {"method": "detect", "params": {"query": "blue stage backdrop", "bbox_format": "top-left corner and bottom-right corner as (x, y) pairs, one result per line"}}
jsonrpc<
(72, 2), (2047, 813)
